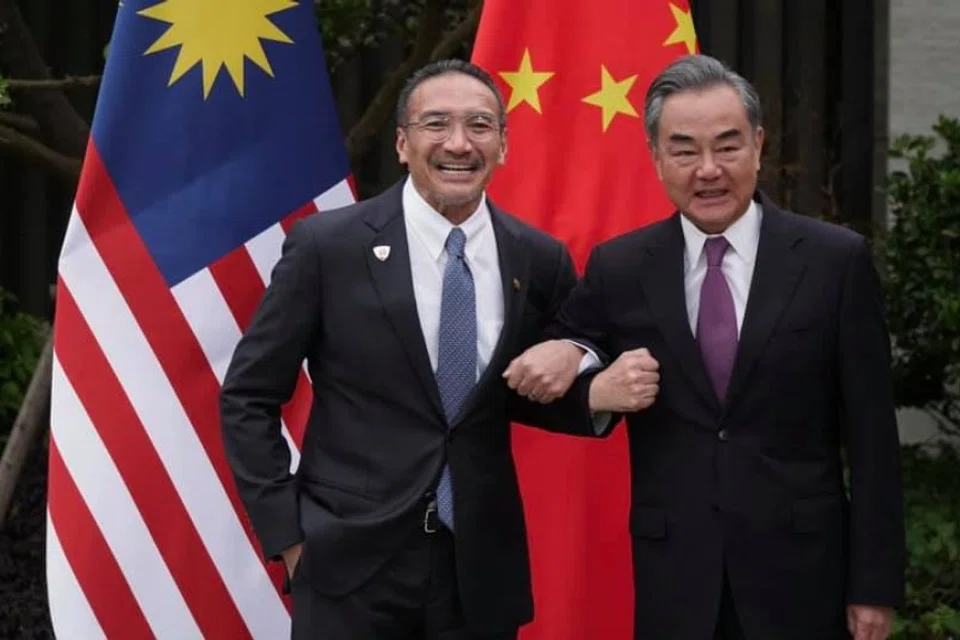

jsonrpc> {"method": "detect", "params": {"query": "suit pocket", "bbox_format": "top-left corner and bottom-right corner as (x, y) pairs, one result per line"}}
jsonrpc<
(630, 505), (667, 539)
(792, 494), (844, 533)
(302, 476), (380, 502)
(775, 315), (824, 335)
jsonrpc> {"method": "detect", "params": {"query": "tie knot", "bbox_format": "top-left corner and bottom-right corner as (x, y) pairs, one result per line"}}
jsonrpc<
(446, 227), (467, 258)
(704, 236), (729, 267)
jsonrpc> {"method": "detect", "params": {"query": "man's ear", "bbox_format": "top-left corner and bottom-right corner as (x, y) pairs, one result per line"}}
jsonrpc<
(396, 128), (409, 165)
(650, 143), (664, 181)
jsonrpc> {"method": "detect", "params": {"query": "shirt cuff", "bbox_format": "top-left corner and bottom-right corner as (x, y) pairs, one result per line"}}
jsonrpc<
(590, 410), (614, 435)
(568, 340), (602, 374)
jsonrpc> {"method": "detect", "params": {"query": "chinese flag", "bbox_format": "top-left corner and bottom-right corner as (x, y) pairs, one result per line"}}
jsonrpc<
(471, 2), (698, 638)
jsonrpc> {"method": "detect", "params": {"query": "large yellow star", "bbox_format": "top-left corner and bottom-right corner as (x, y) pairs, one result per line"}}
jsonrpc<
(139, 0), (296, 98)
(499, 48), (554, 114)
(663, 3), (698, 54)
(582, 65), (638, 132)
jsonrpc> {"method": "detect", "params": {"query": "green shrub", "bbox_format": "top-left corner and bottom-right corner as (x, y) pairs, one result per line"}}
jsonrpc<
(0, 289), (46, 440)
(880, 115), (960, 436)
(893, 443), (960, 639)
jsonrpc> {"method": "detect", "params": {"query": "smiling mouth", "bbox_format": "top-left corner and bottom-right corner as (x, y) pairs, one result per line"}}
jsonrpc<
(694, 189), (729, 199)
(435, 163), (478, 173)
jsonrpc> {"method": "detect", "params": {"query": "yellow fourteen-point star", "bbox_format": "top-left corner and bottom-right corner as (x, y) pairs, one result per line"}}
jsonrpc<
(499, 48), (554, 113)
(139, 0), (297, 98)
(663, 3), (698, 54)
(582, 65), (638, 132)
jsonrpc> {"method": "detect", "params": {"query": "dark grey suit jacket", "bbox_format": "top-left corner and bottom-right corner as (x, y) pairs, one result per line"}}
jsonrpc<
(546, 192), (906, 640)
(219, 180), (597, 633)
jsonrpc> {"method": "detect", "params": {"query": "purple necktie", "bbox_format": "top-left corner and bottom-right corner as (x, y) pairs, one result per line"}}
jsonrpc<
(696, 236), (738, 400)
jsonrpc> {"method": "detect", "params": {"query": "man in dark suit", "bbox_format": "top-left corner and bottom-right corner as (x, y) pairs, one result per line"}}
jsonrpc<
(517, 54), (906, 639)
(219, 59), (607, 639)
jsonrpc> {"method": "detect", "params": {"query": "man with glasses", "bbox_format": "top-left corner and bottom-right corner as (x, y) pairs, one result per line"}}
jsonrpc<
(220, 59), (628, 639)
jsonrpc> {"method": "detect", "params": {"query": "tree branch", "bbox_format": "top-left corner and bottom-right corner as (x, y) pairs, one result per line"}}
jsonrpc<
(0, 0), (90, 157)
(0, 110), (38, 133)
(345, 0), (457, 163)
(0, 122), (81, 182)
(4, 74), (101, 90)
(0, 334), (51, 532)
(429, 2), (482, 61)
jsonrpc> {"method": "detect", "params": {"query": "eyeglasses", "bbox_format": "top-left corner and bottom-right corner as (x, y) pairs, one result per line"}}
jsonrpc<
(402, 113), (501, 143)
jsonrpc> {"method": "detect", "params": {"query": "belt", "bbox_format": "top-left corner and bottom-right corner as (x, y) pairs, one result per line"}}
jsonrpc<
(422, 497), (440, 534)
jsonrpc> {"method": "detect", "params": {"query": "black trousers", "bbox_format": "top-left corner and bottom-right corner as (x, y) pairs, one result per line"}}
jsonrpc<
(714, 566), (746, 640)
(290, 509), (517, 640)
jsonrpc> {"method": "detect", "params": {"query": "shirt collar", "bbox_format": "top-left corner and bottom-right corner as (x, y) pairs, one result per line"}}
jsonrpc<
(679, 198), (762, 270)
(402, 176), (491, 262)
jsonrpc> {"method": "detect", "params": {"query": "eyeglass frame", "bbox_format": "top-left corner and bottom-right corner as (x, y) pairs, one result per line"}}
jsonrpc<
(399, 111), (505, 143)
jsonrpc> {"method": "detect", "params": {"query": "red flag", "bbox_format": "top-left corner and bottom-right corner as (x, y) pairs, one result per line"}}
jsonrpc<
(471, 2), (698, 638)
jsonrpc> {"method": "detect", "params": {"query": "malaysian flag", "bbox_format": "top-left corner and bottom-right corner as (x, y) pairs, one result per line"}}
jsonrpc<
(46, 1), (354, 637)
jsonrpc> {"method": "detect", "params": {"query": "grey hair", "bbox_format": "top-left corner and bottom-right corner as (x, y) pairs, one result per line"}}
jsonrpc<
(644, 54), (762, 144)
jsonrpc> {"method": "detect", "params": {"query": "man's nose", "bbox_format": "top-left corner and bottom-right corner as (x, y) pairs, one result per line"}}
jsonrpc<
(696, 152), (721, 178)
(443, 124), (473, 153)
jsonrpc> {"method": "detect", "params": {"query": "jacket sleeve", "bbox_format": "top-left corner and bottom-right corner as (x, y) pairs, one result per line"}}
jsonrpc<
(509, 242), (620, 436)
(219, 219), (322, 561)
(839, 237), (906, 607)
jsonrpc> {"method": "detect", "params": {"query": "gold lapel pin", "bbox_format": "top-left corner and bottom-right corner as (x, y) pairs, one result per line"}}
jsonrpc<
(512, 277), (521, 291)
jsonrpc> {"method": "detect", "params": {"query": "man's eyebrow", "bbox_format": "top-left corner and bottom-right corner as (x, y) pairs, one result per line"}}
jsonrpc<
(715, 128), (744, 141)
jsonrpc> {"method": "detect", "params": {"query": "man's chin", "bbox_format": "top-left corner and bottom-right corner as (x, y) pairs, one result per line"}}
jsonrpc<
(434, 188), (483, 211)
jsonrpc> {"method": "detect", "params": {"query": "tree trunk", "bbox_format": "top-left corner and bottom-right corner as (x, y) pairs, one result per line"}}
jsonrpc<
(0, 335), (52, 531)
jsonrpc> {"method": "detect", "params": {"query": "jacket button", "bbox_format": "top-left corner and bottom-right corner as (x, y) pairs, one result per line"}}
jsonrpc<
(717, 429), (729, 441)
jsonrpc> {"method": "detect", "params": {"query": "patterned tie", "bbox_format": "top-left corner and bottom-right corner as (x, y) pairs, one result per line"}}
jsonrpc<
(434, 227), (476, 531)
(696, 236), (738, 400)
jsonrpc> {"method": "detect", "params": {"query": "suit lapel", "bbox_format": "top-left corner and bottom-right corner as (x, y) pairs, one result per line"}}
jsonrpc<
(453, 203), (531, 425)
(638, 215), (721, 414)
(724, 197), (806, 411)
(364, 187), (445, 421)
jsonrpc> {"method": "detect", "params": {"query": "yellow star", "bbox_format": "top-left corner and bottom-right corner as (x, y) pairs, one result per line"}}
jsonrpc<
(582, 65), (639, 132)
(499, 48), (555, 114)
(139, 0), (296, 98)
(663, 3), (698, 54)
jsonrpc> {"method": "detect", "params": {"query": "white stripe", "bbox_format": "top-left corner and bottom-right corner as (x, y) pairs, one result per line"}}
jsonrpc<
(58, 212), (290, 639)
(245, 224), (288, 287)
(245, 178), (355, 288)
(313, 178), (356, 211)
(50, 359), (202, 638)
(46, 512), (108, 640)
(171, 267), (300, 471)
(170, 268), (241, 383)
(57, 209), (92, 267)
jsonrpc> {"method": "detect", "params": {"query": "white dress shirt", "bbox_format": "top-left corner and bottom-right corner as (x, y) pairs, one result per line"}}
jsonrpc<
(680, 200), (762, 337)
(403, 177), (503, 380)
(402, 177), (601, 426)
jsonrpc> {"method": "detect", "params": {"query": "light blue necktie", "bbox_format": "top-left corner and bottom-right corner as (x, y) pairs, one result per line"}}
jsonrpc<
(434, 227), (476, 531)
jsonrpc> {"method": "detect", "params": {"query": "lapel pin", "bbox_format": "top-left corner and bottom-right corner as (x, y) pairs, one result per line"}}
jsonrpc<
(373, 245), (391, 261)
(512, 277), (521, 291)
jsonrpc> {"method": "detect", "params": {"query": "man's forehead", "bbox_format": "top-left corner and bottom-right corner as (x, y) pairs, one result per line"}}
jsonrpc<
(662, 87), (747, 119)
(411, 75), (497, 108)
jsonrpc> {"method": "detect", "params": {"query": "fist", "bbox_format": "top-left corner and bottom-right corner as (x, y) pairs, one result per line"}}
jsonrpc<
(503, 340), (585, 403)
(588, 348), (659, 413)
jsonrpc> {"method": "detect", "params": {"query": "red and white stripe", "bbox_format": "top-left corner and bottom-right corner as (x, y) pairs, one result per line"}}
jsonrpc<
(47, 144), (355, 639)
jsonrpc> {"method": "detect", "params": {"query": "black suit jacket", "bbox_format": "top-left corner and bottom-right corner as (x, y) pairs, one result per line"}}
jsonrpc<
(219, 180), (597, 633)
(546, 193), (905, 640)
